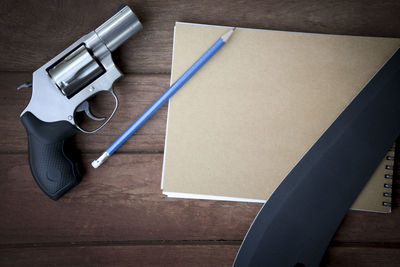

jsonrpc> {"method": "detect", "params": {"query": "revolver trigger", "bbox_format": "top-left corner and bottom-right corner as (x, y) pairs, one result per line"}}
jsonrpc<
(17, 82), (32, 91)
(76, 101), (105, 121)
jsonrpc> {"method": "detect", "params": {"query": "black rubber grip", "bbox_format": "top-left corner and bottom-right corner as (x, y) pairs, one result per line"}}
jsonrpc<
(21, 112), (81, 200)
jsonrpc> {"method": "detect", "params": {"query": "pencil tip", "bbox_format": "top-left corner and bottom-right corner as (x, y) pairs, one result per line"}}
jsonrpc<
(221, 28), (236, 42)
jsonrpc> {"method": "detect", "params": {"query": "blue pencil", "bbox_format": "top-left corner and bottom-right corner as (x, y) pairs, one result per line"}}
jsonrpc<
(92, 27), (235, 168)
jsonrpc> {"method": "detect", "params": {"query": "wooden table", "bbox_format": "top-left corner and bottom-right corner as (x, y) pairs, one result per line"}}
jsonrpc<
(0, 1), (399, 266)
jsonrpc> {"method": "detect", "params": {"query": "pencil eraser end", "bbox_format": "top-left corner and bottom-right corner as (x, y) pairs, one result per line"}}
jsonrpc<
(91, 160), (100, 168)
(91, 152), (110, 168)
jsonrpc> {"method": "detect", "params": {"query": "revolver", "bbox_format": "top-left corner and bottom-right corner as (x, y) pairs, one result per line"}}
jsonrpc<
(18, 6), (142, 200)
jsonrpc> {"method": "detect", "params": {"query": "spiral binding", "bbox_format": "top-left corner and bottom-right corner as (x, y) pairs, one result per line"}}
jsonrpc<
(382, 146), (395, 207)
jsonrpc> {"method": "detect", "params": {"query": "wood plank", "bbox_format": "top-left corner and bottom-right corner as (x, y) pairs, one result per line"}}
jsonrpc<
(322, 246), (400, 267)
(1, 0), (399, 73)
(0, 154), (258, 244)
(0, 153), (399, 244)
(0, 244), (238, 267)
(1, 72), (169, 153)
(1, 244), (400, 267)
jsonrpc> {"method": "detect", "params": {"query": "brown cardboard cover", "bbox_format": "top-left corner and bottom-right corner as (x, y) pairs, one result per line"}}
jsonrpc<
(162, 23), (399, 212)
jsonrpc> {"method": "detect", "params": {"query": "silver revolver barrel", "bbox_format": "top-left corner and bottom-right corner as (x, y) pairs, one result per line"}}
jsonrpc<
(95, 5), (142, 52)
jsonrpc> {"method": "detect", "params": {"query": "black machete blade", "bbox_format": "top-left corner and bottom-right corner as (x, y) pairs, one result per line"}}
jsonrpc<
(234, 48), (400, 267)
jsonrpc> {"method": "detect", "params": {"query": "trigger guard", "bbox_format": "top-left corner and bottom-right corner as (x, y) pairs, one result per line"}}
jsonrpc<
(76, 101), (105, 121)
(74, 90), (119, 134)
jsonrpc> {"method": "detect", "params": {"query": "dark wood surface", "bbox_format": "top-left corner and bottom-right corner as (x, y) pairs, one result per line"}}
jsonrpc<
(1, 1), (400, 266)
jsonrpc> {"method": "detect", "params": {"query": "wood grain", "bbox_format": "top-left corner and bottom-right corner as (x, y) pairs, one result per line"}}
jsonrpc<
(322, 246), (400, 267)
(0, 244), (238, 267)
(0, 154), (258, 244)
(0, 0), (399, 73)
(1, 244), (400, 267)
(0, 153), (399, 245)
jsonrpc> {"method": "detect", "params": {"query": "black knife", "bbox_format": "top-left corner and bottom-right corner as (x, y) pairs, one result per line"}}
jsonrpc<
(234, 48), (400, 267)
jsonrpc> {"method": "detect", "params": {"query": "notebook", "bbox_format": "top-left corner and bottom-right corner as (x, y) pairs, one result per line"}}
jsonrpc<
(161, 22), (399, 213)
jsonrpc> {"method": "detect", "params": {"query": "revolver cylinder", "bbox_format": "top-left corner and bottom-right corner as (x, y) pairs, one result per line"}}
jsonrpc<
(47, 45), (105, 98)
